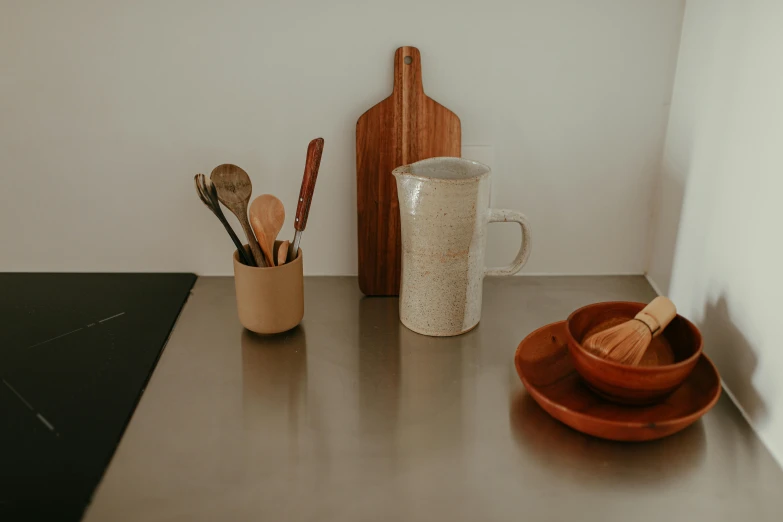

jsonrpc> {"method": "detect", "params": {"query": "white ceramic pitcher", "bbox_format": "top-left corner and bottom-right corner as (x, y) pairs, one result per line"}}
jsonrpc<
(392, 157), (532, 336)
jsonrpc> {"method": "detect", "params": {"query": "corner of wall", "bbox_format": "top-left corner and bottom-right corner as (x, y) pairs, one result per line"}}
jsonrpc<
(644, 273), (664, 296)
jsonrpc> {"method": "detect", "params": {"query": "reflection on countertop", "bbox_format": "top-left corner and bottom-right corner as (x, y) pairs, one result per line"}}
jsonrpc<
(84, 276), (783, 522)
(241, 327), (308, 461)
(508, 390), (707, 488)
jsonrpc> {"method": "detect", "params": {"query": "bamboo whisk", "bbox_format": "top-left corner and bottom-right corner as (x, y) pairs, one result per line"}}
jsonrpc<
(584, 297), (677, 365)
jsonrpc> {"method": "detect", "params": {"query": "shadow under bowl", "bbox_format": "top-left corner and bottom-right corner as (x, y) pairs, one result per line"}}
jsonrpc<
(566, 301), (702, 405)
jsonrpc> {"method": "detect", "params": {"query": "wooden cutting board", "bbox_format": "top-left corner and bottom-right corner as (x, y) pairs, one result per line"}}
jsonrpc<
(356, 46), (461, 296)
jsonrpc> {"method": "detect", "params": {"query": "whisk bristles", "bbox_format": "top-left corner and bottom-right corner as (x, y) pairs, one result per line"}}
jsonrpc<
(583, 319), (652, 365)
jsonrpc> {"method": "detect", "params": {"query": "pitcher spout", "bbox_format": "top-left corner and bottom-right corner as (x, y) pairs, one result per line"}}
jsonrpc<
(392, 157), (490, 182)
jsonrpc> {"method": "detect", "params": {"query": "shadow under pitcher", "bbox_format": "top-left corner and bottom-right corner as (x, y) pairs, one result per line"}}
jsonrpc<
(392, 157), (532, 337)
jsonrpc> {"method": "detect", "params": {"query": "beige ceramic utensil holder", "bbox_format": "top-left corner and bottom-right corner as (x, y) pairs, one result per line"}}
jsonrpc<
(233, 241), (303, 334)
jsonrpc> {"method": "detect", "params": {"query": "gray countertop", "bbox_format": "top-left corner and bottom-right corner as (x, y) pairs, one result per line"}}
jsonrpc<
(84, 276), (783, 521)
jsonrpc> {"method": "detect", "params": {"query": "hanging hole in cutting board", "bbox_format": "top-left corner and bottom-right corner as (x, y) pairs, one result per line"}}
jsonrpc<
(404, 56), (412, 65)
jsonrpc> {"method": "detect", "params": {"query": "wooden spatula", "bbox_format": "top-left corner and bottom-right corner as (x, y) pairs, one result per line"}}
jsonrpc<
(249, 195), (285, 267)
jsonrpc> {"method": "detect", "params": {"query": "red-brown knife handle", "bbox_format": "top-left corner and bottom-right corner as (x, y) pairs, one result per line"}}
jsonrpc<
(295, 137), (324, 231)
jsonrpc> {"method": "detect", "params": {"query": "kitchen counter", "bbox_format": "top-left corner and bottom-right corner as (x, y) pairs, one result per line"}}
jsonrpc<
(84, 276), (783, 522)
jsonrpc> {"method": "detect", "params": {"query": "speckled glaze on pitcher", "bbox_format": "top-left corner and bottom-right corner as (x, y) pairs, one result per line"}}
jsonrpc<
(392, 157), (532, 337)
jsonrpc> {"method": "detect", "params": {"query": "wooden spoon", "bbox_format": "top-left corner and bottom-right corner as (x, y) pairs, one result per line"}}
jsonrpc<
(194, 174), (254, 266)
(210, 164), (266, 267)
(277, 240), (290, 266)
(249, 194), (285, 267)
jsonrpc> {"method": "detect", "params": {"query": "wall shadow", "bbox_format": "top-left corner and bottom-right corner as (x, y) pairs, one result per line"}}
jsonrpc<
(701, 295), (767, 424)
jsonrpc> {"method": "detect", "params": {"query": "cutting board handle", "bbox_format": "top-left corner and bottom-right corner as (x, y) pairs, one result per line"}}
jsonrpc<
(393, 46), (424, 94)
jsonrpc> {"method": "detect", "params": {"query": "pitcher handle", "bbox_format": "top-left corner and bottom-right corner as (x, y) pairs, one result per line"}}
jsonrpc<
(484, 209), (532, 277)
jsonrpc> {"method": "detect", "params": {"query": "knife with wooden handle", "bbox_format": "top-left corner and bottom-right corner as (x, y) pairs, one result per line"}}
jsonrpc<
(287, 137), (324, 262)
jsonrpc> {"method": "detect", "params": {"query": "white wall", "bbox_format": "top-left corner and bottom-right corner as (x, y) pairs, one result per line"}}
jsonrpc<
(647, 0), (783, 464)
(0, 0), (683, 275)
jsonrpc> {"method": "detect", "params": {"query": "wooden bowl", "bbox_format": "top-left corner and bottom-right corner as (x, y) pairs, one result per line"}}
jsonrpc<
(515, 321), (720, 441)
(565, 301), (702, 405)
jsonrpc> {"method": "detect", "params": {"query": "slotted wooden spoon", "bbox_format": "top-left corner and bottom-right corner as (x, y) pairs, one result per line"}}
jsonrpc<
(194, 174), (254, 266)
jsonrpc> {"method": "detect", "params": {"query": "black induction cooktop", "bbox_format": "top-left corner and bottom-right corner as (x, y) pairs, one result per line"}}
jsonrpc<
(0, 273), (196, 521)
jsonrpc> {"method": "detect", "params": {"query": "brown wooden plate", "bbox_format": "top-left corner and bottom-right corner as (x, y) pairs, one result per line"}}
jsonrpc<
(514, 321), (721, 442)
